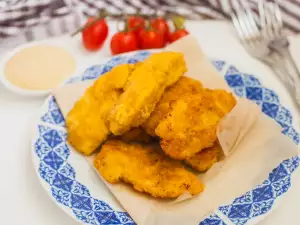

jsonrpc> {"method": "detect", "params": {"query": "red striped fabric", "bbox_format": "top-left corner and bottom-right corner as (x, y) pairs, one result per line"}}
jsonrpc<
(0, 0), (298, 47)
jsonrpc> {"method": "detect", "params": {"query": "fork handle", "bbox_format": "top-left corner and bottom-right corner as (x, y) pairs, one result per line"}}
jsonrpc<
(276, 65), (300, 101)
(272, 47), (300, 109)
(283, 53), (300, 101)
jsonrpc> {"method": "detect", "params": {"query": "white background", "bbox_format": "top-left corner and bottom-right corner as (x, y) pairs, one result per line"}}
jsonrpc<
(0, 21), (300, 225)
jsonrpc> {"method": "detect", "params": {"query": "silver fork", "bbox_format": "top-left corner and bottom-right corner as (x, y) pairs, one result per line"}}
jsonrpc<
(231, 2), (300, 109)
(259, 0), (300, 101)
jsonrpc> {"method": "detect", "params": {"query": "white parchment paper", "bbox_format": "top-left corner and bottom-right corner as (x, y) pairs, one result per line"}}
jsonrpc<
(53, 35), (299, 225)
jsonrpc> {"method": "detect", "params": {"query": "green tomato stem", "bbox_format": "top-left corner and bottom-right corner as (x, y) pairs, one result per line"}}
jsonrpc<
(172, 15), (185, 30)
(71, 9), (107, 37)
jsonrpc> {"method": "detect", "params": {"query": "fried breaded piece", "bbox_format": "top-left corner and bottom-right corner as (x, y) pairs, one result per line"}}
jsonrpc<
(108, 52), (187, 135)
(94, 140), (204, 198)
(66, 64), (136, 155)
(156, 90), (236, 160)
(210, 90), (237, 115)
(118, 127), (151, 143)
(185, 142), (223, 172)
(142, 77), (203, 136)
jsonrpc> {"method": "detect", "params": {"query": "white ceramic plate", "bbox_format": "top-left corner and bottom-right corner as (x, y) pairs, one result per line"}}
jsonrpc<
(32, 51), (300, 225)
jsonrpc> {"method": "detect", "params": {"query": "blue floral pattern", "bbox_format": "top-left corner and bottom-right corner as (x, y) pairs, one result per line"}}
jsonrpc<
(199, 214), (227, 225)
(33, 51), (299, 225)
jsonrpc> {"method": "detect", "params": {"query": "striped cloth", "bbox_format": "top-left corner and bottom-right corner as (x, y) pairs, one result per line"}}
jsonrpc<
(0, 0), (299, 49)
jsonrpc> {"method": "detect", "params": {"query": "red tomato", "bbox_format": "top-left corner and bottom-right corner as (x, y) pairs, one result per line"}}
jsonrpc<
(139, 29), (165, 49)
(82, 17), (109, 51)
(110, 31), (139, 55)
(150, 17), (170, 43)
(169, 29), (189, 43)
(128, 16), (145, 35)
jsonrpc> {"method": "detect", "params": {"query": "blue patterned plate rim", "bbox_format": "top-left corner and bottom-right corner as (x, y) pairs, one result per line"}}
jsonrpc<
(32, 50), (300, 225)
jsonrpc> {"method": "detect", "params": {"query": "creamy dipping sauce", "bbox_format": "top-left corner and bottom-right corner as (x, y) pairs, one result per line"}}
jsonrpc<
(4, 45), (76, 90)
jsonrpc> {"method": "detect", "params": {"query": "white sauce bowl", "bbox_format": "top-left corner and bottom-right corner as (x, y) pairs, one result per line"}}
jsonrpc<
(0, 36), (82, 97)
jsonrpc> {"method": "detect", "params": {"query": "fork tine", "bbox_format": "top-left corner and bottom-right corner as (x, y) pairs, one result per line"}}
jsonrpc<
(245, 7), (260, 40)
(266, 2), (276, 39)
(232, 7), (260, 50)
(273, 1), (283, 36)
(274, 1), (283, 28)
(267, 3), (280, 38)
(258, 0), (285, 42)
(259, 0), (280, 41)
(236, 9), (254, 40)
(231, 11), (247, 42)
(258, 0), (267, 38)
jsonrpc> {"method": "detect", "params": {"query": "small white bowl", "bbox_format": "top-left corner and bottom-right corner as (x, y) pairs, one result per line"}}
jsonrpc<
(0, 36), (80, 97)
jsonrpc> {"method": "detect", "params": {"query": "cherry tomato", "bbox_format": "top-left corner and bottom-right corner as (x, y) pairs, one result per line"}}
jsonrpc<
(128, 16), (145, 35)
(139, 29), (165, 49)
(150, 17), (170, 43)
(169, 29), (189, 43)
(110, 31), (139, 55)
(82, 17), (108, 51)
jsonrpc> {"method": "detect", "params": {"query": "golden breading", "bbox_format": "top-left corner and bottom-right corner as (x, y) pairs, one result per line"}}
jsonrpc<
(155, 90), (236, 160)
(210, 90), (237, 115)
(185, 142), (223, 172)
(118, 127), (151, 143)
(142, 76), (203, 136)
(94, 140), (204, 198)
(66, 64), (136, 155)
(108, 52), (187, 135)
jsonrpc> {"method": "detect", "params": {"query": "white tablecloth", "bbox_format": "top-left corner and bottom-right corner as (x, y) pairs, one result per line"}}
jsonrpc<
(1, 21), (300, 225)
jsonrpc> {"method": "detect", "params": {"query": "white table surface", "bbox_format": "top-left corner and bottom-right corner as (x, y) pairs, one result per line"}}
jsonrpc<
(1, 21), (300, 225)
